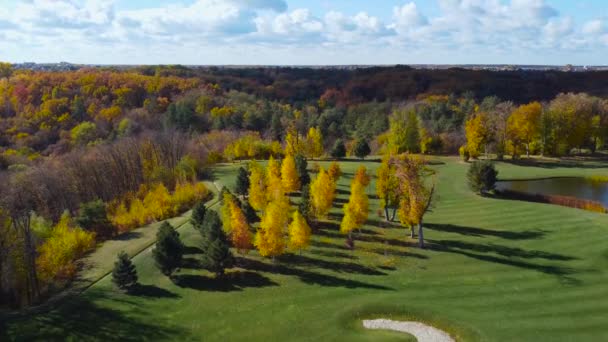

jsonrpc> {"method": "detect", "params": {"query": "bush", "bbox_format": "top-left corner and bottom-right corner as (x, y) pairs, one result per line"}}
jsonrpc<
(112, 251), (138, 292)
(467, 161), (498, 194)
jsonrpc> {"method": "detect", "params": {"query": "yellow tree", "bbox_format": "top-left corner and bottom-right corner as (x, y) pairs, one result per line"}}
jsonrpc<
(465, 111), (492, 158)
(507, 102), (542, 157)
(221, 192), (237, 233)
(310, 167), (336, 219)
(248, 161), (268, 211)
(327, 161), (342, 183)
(340, 167), (369, 241)
(266, 156), (284, 201)
(281, 154), (300, 192)
(255, 196), (289, 258)
(288, 210), (311, 254)
(376, 155), (399, 221)
(340, 203), (357, 238)
(306, 127), (324, 159)
(229, 198), (253, 253)
(353, 165), (371, 187)
(393, 155), (435, 248)
(285, 127), (303, 156)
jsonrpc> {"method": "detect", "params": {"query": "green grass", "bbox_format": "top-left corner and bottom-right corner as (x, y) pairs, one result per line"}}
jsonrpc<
(3, 157), (608, 341)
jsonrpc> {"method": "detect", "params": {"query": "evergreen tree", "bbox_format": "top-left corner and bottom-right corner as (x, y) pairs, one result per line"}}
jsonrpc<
(191, 200), (207, 228)
(467, 161), (498, 194)
(240, 198), (260, 224)
(353, 139), (371, 160)
(235, 167), (250, 197)
(299, 185), (311, 221)
(295, 154), (310, 186)
(76, 199), (115, 239)
(112, 251), (138, 292)
(153, 222), (184, 277)
(330, 139), (346, 159)
(199, 211), (233, 277)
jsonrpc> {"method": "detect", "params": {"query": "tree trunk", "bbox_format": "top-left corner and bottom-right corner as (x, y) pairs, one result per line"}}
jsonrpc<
(410, 226), (415, 238)
(384, 207), (390, 221)
(418, 221), (425, 249)
(390, 207), (397, 222)
(526, 143), (530, 158)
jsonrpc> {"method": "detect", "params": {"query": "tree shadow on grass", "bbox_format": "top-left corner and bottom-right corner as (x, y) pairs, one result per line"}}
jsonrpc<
(426, 223), (547, 240)
(112, 231), (142, 241)
(309, 248), (358, 259)
(183, 246), (203, 254)
(175, 271), (278, 292)
(130, 284), (180, 299)
(181, 257), (203, 269)
(235, 257), (394, 291)
(278, 253), (386, 276)
(428, 239), (581, 284)
(368, 247), (428, 260)
(3, 291), (185, 341)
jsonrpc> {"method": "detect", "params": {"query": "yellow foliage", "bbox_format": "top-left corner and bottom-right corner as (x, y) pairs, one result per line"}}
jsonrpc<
(255, 199), (289, 258)
(229, 198), (253, 253)
(306, 127), (324, 158)
(285, 129), (303, 156)
(221, 192), (237, 233)
(327, 162), (342, 182)
(288, 210), (311, 252)
(37, 212), (95, 283)
(266, 156), (284, 201)
(248, 161), (268, 211)
(281, 154), (300, 193)
(353, 165), (370, 187)
(465, 111), (492, 158)
(310, 167), (336, 219)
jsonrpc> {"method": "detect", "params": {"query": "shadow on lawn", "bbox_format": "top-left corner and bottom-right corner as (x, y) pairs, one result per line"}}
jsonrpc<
(235, 257), (394, 291)
(279, 253), (386, 276)
(131, 284), (180, 299)
(428, 239), (580, 284)
(175, 271), (278, 292)
(3, 291), (185, 341)
(426, 223), (547, 240)
(112, 231), (142, 241)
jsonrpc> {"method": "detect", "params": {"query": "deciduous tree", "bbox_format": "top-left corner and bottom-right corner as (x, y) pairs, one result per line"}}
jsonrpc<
(281, 154), (300, 193)
(288, 210), (311, 254)
(310, 167), (336, 219)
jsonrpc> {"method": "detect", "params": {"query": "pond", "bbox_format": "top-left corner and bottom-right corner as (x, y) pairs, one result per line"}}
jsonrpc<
(496, 177), (608, 207)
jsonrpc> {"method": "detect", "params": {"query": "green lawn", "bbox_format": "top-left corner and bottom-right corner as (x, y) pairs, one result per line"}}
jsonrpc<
(3, 157), (608, 341)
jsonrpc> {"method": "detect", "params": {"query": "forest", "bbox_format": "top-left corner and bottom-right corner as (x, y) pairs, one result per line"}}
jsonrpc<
(1, 62), (608, 309)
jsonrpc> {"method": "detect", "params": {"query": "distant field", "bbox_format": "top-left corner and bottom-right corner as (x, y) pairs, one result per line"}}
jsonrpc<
(4, 157), (608, 341)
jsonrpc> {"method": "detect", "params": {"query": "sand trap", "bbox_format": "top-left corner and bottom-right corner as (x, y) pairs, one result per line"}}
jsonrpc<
(363, 318), (455, 342)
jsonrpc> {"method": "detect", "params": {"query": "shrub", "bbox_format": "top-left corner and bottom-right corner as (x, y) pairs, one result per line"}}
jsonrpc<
(353, 139), (371, 159)
(467, 161), (498, 194)
(112, 251), (138, 292)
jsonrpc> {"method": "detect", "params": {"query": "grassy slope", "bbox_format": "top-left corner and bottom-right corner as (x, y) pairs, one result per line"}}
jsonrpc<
(4, 157), (608, 341)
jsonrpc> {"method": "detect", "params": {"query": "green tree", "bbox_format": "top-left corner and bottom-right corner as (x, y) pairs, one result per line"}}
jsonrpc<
(199, 211), (233, 277)
(299, 184), (311, 221)
(191, 200), (207, 228)
(330, 139), (346, 159)
(295, 154), (310, 186)
(235, 167), (250, 197)
(467, 161), (498, 195)
(353, 139), (371, 159)
(153, 222), (184, 277)
(70, 121), (98, 146)
(76, 199), (115, 239)
(112, 251), (138, 292)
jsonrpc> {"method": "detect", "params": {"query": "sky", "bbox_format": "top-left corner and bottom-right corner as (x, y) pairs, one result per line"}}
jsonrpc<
(0, 0), (607, 65)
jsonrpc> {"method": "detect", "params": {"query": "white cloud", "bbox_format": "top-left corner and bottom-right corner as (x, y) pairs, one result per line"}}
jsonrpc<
(583, 20), (604, 35)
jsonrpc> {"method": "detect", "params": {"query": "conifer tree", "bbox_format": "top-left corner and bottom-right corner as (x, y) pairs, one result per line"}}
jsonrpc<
(235, 167), (250, 197)
(153, 222), (184, 277)
(112, 251), (138, 292)
(310, 167), (336, 219)
(295, 154), (310, 186)
(240, 198), (259, 224)
(191, 200), (207, 228)
(288, 210), (311, 254)
(353, 139), (371, 160)
(298, 185), (311, 221)
(331, 139), (346, 159)
(199, 211), (233, 277)
(248, 161), (268, 211)
(281, 154), (301, 192)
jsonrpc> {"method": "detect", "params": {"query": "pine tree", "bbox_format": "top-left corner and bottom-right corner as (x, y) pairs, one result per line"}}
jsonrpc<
(295, 154), (310, 186)
(191, 200), (207, 228)
(153, 222), (184, 277)
(353, 139), (371, 159)
(235, 167), (250, 197)
(112, 251), (138, 292)
(199, 211), (233, 277)
(310, 167), (336, 219)
(240, 198), (259, 224)
(298, 185), (311, 221)
(288, 210), (311, 254)
(331, 139), (346, 159)
(248, 161), (268, 211)
(281, 154), (301, 192)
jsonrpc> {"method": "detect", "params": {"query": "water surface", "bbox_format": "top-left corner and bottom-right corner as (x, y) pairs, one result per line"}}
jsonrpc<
(496, 177), (608, 207)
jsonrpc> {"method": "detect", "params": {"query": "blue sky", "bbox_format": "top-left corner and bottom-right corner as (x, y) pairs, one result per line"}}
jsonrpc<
(1, 0), (607, 65)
